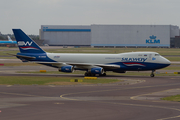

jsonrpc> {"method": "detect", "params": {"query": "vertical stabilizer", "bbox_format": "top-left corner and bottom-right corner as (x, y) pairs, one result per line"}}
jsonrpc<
(13, 29), (45, 53)
(7, 36), (12, 41)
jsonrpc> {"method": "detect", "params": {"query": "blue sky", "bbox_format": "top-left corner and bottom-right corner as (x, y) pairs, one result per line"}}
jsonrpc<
(0, 0), (180, 34)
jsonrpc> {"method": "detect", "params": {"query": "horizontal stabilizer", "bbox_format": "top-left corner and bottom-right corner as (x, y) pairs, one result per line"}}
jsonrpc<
(7, 53), (36, 60)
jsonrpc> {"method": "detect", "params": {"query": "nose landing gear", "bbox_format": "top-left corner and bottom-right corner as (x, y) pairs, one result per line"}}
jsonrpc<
(150, 70), (155, 77)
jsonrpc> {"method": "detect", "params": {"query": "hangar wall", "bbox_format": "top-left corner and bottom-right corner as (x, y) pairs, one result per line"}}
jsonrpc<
(91, 25), (179, 47)
(41, 25), (91, 46)
(40, 25), (180, 47)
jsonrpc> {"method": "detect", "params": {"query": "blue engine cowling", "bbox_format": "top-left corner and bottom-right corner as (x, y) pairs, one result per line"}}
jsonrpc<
(91, 67), (104, 74)
(59, 66), (74, 73)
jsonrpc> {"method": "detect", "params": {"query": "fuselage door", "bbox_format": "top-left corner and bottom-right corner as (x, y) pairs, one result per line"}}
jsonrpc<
(149, 54), (152, 60)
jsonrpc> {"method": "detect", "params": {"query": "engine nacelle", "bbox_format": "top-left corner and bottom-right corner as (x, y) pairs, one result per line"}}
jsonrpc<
(59, 66), (74, 73)
(91, 67), (104, 74)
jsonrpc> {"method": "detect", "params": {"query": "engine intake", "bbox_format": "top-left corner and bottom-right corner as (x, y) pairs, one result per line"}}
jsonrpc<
(59, 66), (74, 73)
(91, 67), (104, 74)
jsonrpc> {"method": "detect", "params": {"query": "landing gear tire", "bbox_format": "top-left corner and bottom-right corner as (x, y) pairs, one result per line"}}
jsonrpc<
(102, 73), (106, 76)
(150, 74), (154, 77)
(89, 73), (95, 76)
(84, 72), (95, 76)
(91, 74), (95, 76)
(100, 73), (106, 76)
(84, 72), (88, 76)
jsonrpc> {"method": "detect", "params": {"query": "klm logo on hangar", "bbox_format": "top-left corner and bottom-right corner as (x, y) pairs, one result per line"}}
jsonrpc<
(146, 35), (160, 44)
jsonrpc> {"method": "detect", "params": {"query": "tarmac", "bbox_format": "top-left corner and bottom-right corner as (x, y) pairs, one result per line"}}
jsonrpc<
(1, 58), (180, 120)
(0, 72), (180, 120)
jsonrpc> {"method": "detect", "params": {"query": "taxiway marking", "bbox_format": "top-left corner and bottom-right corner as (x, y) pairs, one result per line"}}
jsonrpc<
(60, 83), (180, 120)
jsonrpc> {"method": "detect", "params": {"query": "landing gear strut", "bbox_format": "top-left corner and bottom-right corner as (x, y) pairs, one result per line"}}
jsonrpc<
(150, 70), (155, 77)
(85, 72), (88, 76)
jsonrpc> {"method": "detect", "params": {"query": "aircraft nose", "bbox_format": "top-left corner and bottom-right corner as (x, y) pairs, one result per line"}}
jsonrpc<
(163, 57), (171, 65)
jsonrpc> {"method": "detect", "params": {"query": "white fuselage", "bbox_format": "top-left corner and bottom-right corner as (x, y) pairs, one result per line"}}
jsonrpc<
(47, 52), (170, 65)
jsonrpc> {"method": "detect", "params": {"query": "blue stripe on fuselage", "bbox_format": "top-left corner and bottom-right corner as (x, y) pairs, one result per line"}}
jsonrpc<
(105, 62), (170, 71)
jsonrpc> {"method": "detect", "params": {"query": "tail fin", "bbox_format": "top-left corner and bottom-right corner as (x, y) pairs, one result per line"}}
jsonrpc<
(12, 29), (45, 53)
(7, 36), (12, 41)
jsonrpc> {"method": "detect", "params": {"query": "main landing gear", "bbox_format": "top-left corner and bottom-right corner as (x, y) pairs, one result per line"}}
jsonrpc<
(84, 72), (95, 76)
(84, 72), (106, 76)
(150, 70), (155, 77)
(101, 73), (106, 76)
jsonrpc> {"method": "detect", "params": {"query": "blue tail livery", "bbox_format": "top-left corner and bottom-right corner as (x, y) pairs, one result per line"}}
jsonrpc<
(13, 29), (45, 53)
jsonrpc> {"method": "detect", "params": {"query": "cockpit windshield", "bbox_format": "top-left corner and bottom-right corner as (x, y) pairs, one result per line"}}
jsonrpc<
(155, 54), (160, 56)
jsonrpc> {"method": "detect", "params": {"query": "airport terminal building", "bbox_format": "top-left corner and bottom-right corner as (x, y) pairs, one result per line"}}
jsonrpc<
(40, 25), (180, 48)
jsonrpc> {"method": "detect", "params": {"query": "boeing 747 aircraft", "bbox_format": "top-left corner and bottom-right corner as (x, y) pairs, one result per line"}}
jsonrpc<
(12, 29), (171, 77)
(0, 36), (17, 44)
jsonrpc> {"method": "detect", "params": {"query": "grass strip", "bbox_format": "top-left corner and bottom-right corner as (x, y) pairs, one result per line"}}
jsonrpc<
(0, 76), (120, 85)
(161, 95), (180, 102)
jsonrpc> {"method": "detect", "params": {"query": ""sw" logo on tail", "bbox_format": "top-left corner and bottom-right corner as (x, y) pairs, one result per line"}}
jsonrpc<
(18, 41), (33, 46)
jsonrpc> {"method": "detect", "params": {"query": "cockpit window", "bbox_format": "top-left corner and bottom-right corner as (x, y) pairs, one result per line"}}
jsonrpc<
(155, 54), (160, 56)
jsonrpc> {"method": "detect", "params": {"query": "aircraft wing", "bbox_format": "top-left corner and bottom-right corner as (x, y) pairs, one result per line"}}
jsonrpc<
(69, 63), (120, 69)
(36, 62), (120, 69)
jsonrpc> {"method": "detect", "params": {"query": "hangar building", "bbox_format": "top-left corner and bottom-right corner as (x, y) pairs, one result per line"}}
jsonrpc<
(40, 25), (180, 47)
(40, 25), (91, 46)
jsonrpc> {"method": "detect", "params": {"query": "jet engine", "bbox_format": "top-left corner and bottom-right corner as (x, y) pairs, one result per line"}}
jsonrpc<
(59, 66), (74, 73)
(91, 67), (104, 74)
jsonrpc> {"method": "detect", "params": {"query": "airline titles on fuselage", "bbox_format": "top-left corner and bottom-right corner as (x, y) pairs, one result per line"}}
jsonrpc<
(106, 57), (148, 62)
(122, 58), (147, 62)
